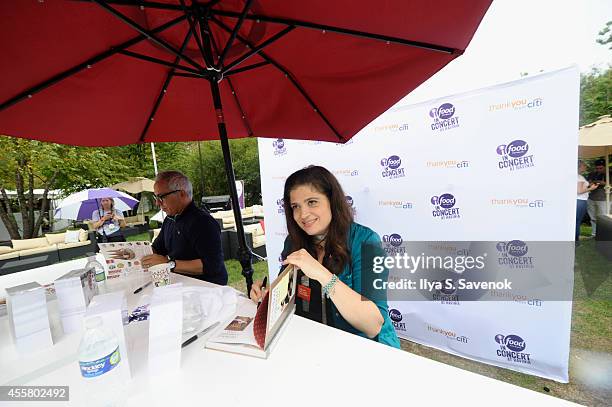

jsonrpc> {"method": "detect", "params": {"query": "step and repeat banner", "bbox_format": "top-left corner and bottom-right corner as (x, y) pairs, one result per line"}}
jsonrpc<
(258, 66), (579, 382)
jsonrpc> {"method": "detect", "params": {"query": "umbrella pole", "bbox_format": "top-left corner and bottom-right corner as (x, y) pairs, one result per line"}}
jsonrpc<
(607, 148), (610, 215)
(208, 77), (254, 294)
(151, 142), (159, 176)
(197, 141), (206, 202)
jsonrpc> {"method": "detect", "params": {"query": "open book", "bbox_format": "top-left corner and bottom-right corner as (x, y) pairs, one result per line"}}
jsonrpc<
(206, 265), (297, 358)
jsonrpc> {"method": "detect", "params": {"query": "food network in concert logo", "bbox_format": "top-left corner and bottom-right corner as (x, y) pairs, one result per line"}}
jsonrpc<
(496, 139), (535, 171)
(432, 281), (460, 305)
(389, 309), (406, 331)
(494, 334), (531, 364)
(272, 139), (287, 156)
(429, 102), (460, 132)
(431, 193), (461, 220)
(380, 155), (406, 179)
(496, 240), (534, 269)
(382, 233), (405, 254)
(276, 198), (285, 214)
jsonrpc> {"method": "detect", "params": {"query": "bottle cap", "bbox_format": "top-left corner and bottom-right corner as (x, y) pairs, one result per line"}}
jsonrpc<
(84, 316), (103, 330)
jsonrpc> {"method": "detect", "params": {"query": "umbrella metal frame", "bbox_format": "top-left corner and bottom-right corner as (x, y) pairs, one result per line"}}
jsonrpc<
(0, 0), (464, 294)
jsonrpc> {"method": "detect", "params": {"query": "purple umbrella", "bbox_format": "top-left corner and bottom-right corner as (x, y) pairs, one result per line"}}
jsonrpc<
(53, 188), (139, 220)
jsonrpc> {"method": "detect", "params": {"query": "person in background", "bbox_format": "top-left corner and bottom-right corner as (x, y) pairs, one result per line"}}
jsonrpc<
(141, 171), (228, 285)
(92, 197), (126, 242)
(587, 158), (610, 236)
(577, 160), (598, 241)
(250, 165), (400, 348)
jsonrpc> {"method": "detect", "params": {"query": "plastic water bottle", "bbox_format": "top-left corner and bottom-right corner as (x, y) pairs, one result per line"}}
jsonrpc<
(78, 316), (126, 406)
(86, 256), (106, 290)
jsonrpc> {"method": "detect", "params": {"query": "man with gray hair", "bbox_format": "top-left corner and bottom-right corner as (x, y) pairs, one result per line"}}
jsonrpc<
(142, 171), (228, 285)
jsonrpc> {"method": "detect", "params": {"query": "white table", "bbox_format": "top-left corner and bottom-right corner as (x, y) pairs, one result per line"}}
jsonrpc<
(0, 259), (576, 406)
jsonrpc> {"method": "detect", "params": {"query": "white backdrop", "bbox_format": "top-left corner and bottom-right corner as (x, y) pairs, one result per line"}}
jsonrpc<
(257, 66), (579, 382)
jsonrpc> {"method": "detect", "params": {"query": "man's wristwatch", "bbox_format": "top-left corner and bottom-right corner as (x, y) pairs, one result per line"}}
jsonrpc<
(167, 258), (176, 271)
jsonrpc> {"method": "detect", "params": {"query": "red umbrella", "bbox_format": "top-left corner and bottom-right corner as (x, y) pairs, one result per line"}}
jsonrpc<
(0, 0), (491, 291)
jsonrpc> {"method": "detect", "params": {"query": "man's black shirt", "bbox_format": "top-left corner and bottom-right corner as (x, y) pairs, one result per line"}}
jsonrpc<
(152, 202), (228, 285)
(587, 171), (609, 201)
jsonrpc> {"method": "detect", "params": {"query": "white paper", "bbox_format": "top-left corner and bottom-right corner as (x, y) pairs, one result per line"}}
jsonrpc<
(6, 282), (53, 353)
(208, 298), (258, 346)
(55, 268), (98, 333)
(148, 283), (183, 375)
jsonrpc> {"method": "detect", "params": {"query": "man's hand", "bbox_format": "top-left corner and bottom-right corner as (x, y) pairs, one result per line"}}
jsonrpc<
(141, 254), (168, 268)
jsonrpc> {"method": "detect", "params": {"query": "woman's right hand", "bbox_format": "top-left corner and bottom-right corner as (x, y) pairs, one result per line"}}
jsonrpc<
(250, 279), (268, 302)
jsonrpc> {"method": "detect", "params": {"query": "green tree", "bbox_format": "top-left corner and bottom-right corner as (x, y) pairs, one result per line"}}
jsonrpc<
(597, 21), (612, 50)
(0, 137), (134, 239)
(580, 67), (612, 126)
(185, 139), (261, 207)
(108, 142), (190, 179)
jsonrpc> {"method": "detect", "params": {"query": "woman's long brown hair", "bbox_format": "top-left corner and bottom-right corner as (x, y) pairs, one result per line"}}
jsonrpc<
(99, 197), (115, 214)
(283, 166), (353, 275)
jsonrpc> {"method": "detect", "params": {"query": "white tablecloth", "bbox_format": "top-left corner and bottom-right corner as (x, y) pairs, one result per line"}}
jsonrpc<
(0, 258), (575, 406)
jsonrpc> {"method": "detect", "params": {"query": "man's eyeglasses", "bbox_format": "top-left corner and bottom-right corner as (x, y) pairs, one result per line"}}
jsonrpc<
(154, 190), (181, 203)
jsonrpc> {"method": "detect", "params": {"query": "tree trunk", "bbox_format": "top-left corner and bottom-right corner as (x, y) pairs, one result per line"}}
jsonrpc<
(26, 167), (35, 238)
(14, 165), (30, 239)
(33, 172), (58, 237)
(0, 188), (21, 240)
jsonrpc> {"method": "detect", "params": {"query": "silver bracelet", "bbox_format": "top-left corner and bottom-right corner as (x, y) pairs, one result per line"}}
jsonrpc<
(322, 275), (338, 298)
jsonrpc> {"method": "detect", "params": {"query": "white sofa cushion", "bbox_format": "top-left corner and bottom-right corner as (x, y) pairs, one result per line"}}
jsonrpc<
(0, 251), (19, 261)
(0, 246), (15, 254)
(11, 237), (48, 251)
(243, 223), (264, 237)
(152, 228), (161, 243)
(252, 235), (266, 248)
(64, 230), (80, 243)
(251, 205), (264, 217)
(18, 245), (58, 256)
(79, 229), (88, 242)
(57, 241), (90, 249)
(45, 232), (66, 245)
(211, 210), (233, 220)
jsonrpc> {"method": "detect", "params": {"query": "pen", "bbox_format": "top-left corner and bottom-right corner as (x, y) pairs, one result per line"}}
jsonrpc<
(181, 322), (221, 348)
(133, 281), (152, 294)
(257, 276), (268, 308)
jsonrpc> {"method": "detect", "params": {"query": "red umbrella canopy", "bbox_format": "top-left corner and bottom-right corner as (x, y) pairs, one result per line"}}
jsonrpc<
(0, 0), (491, 146)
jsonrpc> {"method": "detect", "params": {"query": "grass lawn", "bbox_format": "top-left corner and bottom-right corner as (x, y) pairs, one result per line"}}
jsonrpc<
(126, 232), (151, 242)
(397, 237), (611, 406)
(128, 227), (610, 405)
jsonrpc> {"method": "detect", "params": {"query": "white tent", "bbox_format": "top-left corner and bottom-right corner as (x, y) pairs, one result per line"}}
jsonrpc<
(579, 115), (611, 213)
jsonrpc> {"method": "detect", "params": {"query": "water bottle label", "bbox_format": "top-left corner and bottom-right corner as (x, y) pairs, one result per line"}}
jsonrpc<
(79, 346), (121, 378)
